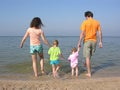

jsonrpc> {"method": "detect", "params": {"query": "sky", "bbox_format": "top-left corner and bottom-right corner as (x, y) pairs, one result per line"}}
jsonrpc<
(0, 0), (120, 36)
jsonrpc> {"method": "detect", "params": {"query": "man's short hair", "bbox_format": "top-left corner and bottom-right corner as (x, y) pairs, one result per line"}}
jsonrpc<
(84, 11), (93, 17)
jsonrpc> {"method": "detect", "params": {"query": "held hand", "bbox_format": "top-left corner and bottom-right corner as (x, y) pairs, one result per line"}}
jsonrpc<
(99, 42), (103, 48)
(60, 54), (65, 60)
(77, 43), (81, 48)
(61, 56), (65, 60)
(61, 57), (65, 60)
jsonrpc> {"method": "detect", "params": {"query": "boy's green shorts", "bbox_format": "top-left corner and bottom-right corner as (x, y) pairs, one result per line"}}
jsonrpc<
(83, 40), (97, 58)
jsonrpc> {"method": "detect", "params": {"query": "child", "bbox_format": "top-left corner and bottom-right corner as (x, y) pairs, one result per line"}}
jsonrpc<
(68, 47), (80, 78)
(20, 17), (51, 77)
(48, 40), (64, 78)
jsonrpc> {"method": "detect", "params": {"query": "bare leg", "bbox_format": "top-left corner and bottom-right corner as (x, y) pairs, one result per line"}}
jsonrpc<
(76, 66), (78, 78)
(86, 57), (91, 77)
(39, 53), (45, 74)
(40, 59), (45, 74)
(52, 65), (56, 78)
(56, 65), (60, 72)
(71, 68), (74, 77)
(31, 54), (38, 77)
(55, 65), (60, 77)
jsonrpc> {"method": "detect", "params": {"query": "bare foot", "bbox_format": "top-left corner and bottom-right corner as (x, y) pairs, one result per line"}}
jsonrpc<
(76, 76), (78, 79)
(35, 74), (39, 78)
(55, 72), (60, 78)
(71, 76), (74, 79)
(53, 72), (56, 78)
(85, 73), (91, 78)
(41, 70), (45, 75)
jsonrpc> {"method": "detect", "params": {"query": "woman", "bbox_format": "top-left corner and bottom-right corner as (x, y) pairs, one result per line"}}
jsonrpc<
(20, 17), (51, 77)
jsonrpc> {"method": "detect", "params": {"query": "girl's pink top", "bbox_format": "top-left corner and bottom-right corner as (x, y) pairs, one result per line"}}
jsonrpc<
(68, 51), (79, 68)
(27, 28), (43, 45)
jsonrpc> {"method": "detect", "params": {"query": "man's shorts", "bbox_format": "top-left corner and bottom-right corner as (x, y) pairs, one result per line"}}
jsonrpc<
(50, 60), (60, 65)
(83, 40), (96, 58)
(30, 45), (43, 54)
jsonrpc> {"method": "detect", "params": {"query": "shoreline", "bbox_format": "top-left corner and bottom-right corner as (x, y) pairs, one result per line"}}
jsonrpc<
(0, 76), (120, 90)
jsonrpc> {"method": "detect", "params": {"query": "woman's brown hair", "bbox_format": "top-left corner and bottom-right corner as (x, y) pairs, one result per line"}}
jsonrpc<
(30, 17), (44, 28)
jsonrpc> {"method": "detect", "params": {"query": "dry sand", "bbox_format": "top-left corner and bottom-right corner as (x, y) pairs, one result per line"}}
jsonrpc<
(0, 74), (120, 90)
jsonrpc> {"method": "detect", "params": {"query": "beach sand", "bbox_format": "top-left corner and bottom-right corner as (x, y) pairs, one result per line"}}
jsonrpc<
(1, 61), (120, 90)
(0, 74), (120, 90)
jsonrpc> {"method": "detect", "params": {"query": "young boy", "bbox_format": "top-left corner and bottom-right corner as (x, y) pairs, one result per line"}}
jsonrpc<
(48, 40), (64, 78)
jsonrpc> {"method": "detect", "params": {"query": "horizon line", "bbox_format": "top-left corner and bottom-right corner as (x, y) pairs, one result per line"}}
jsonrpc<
(0, 35), (120, 37)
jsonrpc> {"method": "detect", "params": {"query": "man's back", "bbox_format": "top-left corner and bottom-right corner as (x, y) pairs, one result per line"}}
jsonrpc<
(80, 18), (101, 42)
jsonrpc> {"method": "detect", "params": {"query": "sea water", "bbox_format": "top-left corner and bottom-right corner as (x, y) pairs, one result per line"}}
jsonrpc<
(0, 36), (120, 77)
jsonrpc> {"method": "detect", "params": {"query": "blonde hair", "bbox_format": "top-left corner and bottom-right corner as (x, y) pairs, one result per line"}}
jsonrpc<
(71, 47), (77, 52)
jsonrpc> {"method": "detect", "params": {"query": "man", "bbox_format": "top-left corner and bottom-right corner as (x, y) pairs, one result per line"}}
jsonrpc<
(78, 11), (103, 77)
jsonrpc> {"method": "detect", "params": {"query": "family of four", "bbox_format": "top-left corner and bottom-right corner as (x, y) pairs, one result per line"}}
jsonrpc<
(20, 11), (103, 78)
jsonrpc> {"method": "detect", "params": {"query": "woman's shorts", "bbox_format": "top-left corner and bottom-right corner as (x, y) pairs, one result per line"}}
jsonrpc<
(30, 45), (43, 54)
(50, 60), (60, 65)
(83, 40), (96, 58)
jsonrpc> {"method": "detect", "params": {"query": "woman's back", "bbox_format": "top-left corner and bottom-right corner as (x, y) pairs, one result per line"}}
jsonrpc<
(27, 28), (43, 45)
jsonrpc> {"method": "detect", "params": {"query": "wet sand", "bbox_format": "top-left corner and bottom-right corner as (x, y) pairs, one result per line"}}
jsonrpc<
(0, 73), (120, 90)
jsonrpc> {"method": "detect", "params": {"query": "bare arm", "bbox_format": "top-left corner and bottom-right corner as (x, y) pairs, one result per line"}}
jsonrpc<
(59, 53), (65, 60)
(41, 32), (51, 47)
(77, 46), (80, 52)
(98, 30), (103, 48)
(20, 31), (29, 48)
(77, 31), (84, 48)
